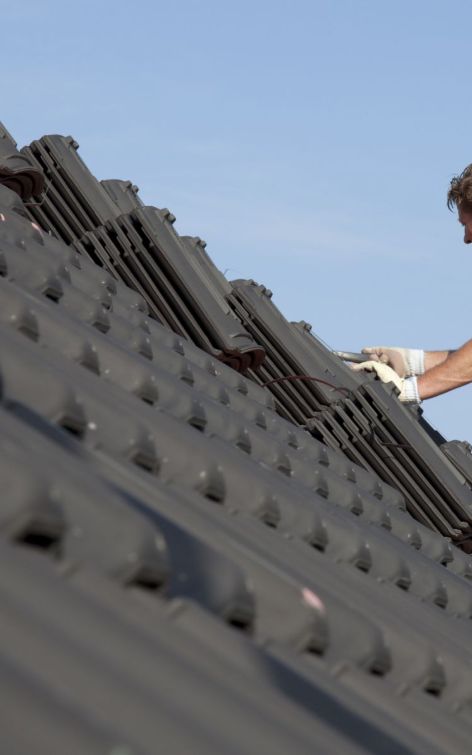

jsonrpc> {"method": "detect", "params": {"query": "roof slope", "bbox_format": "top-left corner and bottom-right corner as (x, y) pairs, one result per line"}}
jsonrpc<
(1, 124), (472, 753)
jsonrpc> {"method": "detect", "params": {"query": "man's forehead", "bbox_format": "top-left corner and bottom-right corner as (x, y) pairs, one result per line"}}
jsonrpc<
(458, 205), (472, 224)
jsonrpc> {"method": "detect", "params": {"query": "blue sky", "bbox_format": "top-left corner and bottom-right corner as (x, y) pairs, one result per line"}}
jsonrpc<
(3, 0), (472, 440)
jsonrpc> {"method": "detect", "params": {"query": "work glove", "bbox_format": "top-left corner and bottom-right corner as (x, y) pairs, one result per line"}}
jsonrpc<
(361, 346), (424, 378)
(352, 361), (421, 403)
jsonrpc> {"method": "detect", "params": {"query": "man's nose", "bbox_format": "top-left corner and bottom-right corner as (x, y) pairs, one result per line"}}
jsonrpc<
(465, 226), (472, 244)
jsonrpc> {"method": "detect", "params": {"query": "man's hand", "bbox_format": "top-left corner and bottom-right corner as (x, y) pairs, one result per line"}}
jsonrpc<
(361, 346), (425, 378)
(352, 361), (420, 403)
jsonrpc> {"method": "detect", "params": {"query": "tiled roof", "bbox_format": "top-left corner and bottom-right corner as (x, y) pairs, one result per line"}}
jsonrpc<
(2, 123), (472, 754)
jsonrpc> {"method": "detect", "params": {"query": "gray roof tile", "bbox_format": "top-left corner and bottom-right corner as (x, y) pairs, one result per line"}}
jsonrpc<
(0, 123), (471, 753)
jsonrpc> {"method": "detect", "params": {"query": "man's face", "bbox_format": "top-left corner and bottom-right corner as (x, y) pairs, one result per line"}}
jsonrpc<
(458, 204), (472, 244)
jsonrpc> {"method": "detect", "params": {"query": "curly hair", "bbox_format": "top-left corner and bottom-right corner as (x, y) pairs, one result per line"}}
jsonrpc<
(447, 164), (472, 210)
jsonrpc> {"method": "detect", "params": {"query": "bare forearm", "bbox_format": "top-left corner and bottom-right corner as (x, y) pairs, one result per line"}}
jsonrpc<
(418, 340), (472, 399)
(424, 350), (455, 370)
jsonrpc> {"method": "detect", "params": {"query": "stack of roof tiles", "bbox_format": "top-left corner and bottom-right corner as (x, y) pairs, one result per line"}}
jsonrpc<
(2, 121), (472, 754)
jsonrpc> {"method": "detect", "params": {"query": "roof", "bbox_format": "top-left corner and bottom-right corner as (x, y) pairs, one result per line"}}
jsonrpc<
(1, 123), (472, 754)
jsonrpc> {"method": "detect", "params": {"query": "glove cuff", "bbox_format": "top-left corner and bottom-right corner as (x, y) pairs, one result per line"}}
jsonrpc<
(400, 376), (421, 403)
(406, 349), (425, 376)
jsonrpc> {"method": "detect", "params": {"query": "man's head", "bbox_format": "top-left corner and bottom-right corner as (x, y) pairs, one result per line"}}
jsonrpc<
(447, 164), (472, 243)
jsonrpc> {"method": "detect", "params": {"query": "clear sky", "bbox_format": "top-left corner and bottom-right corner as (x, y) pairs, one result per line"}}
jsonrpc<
(3, 0), (472, 441)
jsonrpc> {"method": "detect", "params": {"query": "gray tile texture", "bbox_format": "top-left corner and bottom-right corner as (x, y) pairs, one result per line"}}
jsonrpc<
(0, 124), (469, 753)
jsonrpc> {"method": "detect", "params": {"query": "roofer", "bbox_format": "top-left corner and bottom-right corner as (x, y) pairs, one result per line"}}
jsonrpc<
(352, 164), (472, 404)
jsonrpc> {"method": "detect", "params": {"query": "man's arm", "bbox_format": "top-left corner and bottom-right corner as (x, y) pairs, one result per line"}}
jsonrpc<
(424, 350), (455, 370)
(418, 341), (472, 399)
(357, 345), (465, 403)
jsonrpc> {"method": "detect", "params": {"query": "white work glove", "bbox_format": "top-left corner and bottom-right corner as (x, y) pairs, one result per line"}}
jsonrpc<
(361, 346), (425, 378)
(352, 361), (421, 403)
